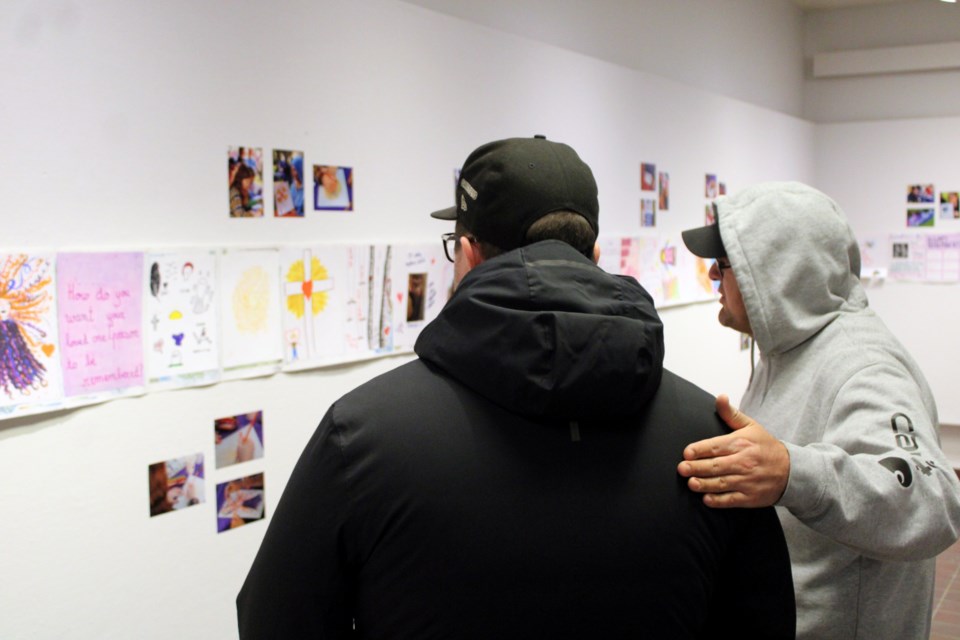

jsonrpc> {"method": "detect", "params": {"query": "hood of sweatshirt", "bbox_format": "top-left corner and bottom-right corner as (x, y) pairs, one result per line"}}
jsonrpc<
(716, 181), (868, 356)
(414, 240), (664, 421)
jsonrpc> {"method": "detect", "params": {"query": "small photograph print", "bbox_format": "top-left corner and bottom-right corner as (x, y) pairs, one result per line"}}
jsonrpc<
(273, 150), (305, 218)
(892, 242), (909, 259)
(907, 184), (935, 204)
(658, 172), (669, 210)
(641, 199), (656, 228)
(641, 163), (656, 191)
(228, 146), (265, 218)
(719, 182), (727, 196)
(907, 208), (935, 228)
(705, 204), (716, 226)
(940, 192), (959, 219)
(217, 472), (265, 533)
(215, 410), (264, 469)
(406, 273), (427, 322)
(148, 453), (205, 517)
(314, 165), (354, 211)
(705, 174), (718, 199)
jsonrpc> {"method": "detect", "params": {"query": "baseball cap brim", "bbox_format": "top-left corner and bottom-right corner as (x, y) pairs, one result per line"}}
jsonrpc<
(681, 222), (726, 259)
(430, 206), (458, 221)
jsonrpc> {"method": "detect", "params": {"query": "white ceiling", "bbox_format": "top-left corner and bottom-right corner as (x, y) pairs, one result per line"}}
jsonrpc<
(793, 0), (920, 9)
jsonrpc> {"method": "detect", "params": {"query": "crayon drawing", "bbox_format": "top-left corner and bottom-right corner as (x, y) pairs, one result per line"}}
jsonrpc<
(281, 246), (346, 365)
(0, 254), (63, 412)
(145, 250), (220, 387)
(219, 249), (283, 377)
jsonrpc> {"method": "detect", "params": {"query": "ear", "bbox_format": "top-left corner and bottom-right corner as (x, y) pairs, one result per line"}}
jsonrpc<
(592, 242), (601, 265)
(462, 236), (484, 269)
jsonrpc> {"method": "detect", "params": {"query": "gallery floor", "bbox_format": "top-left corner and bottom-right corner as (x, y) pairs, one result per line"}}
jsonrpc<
(933, 535), (960, 639)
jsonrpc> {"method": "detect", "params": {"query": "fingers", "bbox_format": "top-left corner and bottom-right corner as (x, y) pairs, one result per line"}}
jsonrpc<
(681, 431), (747, 463)
(716, 393), (752, 431)
(702, 491), (749, 509)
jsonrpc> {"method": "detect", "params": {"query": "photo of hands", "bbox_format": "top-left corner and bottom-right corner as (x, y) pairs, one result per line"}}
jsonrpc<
(214, 410), (264, 469)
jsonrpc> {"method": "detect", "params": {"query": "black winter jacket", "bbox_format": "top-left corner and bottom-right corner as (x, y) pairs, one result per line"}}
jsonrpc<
(237, 240), (795, 639)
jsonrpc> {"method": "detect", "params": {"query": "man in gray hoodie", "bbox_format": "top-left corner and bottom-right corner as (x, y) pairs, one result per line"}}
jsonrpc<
(679, 181), (960, 640)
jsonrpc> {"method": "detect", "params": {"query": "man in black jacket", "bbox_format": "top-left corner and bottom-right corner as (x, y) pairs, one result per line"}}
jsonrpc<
(237, 136), (795, 639)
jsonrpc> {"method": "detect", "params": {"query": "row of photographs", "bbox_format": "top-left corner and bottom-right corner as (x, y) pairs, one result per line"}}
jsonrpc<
(229, 146), (354, 218)
(906, 184), (960, 228)
(0, 235), (722, 422)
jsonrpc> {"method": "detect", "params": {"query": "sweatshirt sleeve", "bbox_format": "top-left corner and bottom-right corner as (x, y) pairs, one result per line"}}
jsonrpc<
(236, 405), (356, 639)
(778, 362), (960, 561)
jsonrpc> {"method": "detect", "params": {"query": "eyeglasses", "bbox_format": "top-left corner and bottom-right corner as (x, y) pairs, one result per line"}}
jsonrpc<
(715, 258), (732, 277)
(441, 232), (477, 263)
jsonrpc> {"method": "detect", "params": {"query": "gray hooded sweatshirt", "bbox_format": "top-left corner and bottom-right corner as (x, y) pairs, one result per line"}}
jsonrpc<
(717, 182), (960, 639)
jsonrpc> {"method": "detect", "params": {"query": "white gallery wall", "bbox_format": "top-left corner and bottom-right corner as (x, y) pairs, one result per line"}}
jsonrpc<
(2, 0), (957, 638)
(813, 116), (960, 427)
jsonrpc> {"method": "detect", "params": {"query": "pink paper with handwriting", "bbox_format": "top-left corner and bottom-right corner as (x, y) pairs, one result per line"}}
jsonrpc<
(58, 253), (144, 397)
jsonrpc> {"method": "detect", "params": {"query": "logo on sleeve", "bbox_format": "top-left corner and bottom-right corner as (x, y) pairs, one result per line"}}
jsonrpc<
(878, 412), (938, 487)
(879, 456), (912, 487)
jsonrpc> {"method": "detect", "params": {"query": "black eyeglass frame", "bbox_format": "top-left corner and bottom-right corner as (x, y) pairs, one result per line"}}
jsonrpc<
(714, 258), (732, 277)
(441, 232), (477, 263)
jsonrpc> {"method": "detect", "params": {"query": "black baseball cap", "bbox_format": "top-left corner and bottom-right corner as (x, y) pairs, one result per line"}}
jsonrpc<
(430, 135), (599, 252)
(681, 203), (726, 258)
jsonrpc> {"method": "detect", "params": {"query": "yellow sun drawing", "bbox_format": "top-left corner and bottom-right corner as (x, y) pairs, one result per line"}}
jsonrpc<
(286, 256), (330, 319)
(232, 267), (271, 333)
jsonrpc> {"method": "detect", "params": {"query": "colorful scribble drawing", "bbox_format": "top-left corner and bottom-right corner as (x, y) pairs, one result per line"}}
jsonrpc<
(0, 255), (53, 397)
(284, 250), (335, 360)
(233, 267), (272, 333)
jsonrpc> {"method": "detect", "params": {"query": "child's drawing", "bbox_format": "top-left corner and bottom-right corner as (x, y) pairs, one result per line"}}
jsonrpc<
(0, 254), (62, 408)
(144, 250), (219, 387)
(219, 249), (282, 377)
(281, 248), (339, 363)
